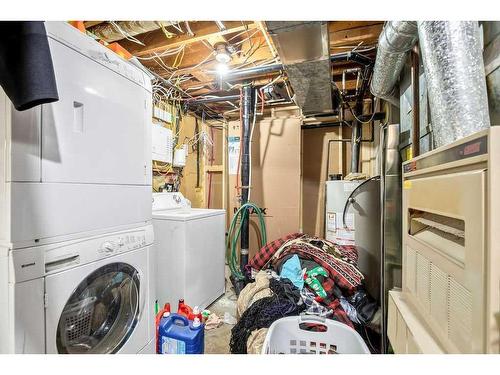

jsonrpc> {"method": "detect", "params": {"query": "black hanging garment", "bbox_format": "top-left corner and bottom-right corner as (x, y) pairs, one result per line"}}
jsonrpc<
(0, 21), (59, 111)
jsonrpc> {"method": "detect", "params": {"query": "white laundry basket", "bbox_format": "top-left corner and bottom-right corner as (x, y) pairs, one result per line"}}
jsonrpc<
(262, 315), (370, 354)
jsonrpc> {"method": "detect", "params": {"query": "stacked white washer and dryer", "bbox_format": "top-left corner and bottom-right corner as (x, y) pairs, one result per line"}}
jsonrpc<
(0, 22), (155, 354)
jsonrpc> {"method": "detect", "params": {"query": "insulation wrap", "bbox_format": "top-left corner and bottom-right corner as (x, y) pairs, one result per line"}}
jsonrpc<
(418, 21), (490, 147)
(370, 21), (418, 106)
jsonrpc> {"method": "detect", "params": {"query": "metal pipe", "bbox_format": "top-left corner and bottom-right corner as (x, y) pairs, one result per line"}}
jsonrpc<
(350, 62), (373, 173)
(240, 84), (253, 274)
(225, 64), (283, 81)
(379, 122), (387, 353)
(330, 51), (374, 66)
(187, 94), (240, 104)
(371, 21), (418, 107)
(411, 45), (420, 157)
(350, 109), (362, 173)
(301, 112), (386, 129)
(222, 52), (373, 82)
(418, 21), (490, 147)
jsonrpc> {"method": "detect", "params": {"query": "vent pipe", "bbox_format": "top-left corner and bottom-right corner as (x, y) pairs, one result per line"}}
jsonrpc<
(370, 21), (418, 106)
(418, 21), (490, 147)
(240, 84), (253, 274)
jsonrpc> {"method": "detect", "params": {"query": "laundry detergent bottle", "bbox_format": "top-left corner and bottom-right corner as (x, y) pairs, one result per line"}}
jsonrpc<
(158, 313), (204, 354)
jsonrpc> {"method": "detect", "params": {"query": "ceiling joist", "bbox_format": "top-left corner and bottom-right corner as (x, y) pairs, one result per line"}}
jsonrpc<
(83, 20), (385, 112)
(120, 21), (258, 57)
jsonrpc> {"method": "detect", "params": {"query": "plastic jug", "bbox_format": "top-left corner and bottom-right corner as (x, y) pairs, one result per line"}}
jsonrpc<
(155, 303), (171, 352)
(157, 313), (204, 354)
(177, 299), (193, 319)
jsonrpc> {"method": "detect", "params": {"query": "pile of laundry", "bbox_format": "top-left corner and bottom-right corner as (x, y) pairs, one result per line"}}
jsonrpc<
(229, 233), (380, 354)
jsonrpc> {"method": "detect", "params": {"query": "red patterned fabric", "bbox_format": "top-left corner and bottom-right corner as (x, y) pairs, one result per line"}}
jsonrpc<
(274, 245), (363, 292)
(250, 233), (363, 294)
(328, 300), (353, 328)
(248, 233), (364, 328)
(249, 232), (303, 270)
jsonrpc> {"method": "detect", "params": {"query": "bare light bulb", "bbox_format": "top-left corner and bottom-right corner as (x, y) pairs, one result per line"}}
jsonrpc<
(216, 63), (229, 76)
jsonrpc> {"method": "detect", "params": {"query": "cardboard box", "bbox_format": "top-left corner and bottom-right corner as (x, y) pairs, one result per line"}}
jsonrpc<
(228, 109), (302, 259)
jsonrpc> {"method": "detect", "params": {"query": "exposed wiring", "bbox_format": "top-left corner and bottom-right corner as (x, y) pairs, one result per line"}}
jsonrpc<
(231, 29), (260, 47)
(346, 97), (380, 124)
(137, 45), (186, 60)
(159, 23), (176, 39)
(184, 21), (195, 36)
(109, 21), (145, 46)
(169, 22), (184, 34)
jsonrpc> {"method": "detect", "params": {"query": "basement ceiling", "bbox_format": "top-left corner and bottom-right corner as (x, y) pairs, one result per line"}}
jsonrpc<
(83, 20), (383, 115)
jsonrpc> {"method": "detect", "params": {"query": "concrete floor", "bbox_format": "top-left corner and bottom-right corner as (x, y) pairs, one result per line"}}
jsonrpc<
(204, 274), (238, 354)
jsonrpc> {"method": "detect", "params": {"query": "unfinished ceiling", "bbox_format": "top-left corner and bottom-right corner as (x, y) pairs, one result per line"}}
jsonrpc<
(83, 20), (383, 116)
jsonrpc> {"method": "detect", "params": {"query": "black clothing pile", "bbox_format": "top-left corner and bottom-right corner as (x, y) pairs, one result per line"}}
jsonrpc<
(230, 278), (305, 354)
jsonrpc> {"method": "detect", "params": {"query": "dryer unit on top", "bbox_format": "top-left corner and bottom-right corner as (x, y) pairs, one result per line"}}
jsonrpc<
(0, 22), (152, 247)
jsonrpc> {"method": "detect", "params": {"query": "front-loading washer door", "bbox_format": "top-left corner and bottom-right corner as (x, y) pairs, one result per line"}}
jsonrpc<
(45, 249), (149, 354)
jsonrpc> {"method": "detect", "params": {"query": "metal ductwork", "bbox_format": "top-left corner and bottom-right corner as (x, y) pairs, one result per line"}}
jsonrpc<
(88, 21), (174, 43)
(418, 21), (490, 147)
(265, 21), (335, 115)
(370, 21), (418, 107)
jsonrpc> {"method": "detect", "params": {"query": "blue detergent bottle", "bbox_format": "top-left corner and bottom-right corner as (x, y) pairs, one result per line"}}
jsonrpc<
(158, 312), (204, 354)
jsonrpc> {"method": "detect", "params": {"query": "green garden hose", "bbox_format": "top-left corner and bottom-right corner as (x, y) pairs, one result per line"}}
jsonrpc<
(226, 202), (267, 280)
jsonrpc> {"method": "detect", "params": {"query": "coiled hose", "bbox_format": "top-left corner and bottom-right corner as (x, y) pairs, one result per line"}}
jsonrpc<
(227, 202), (267, 280)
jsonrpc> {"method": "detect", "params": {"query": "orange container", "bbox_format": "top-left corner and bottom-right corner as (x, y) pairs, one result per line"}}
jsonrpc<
(106, 42), (133, 60)
(69, 21), (86, 33)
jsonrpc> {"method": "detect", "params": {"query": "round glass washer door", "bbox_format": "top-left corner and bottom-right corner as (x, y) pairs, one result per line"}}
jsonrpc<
(56, 262), (141, 354)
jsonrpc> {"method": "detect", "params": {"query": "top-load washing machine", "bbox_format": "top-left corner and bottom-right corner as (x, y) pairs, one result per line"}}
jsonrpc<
(0, 21), (152, 248)
(152, 192), (226, 310)
(0, 224), (156, 354)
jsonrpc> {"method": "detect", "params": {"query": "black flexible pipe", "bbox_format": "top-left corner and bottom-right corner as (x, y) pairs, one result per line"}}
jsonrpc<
(240, 84), (253, 274)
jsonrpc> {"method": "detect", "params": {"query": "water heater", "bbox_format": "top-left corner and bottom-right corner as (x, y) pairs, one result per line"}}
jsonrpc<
(325, 179), (381, 301)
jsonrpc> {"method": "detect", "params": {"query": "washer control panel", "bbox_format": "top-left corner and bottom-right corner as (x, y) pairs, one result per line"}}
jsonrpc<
(98, 231), (147, 256)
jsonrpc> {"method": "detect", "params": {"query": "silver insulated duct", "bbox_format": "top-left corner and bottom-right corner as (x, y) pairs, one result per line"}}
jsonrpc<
(371, 21), (418, 106)
(418, 21), (490, 147)
(89, 21), (174, 43)
(265, 21), (333, 115)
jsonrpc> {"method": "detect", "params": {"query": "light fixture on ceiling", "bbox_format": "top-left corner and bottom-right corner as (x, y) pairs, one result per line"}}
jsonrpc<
(216, 62), (229, 75)
(214, 42), (231, 64)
